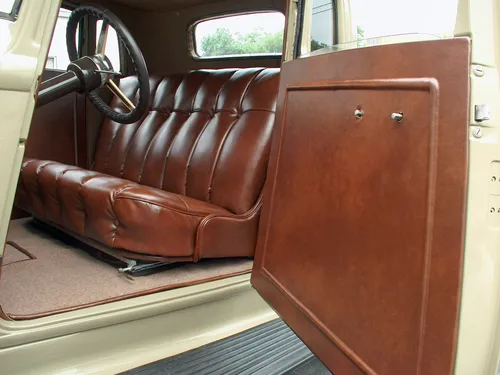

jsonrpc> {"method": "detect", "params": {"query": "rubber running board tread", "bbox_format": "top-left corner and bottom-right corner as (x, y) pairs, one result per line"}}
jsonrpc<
(121, 319), (322, 375)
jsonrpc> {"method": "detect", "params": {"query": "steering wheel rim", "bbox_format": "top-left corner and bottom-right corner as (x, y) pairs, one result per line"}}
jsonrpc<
(66, 6), (150, 124)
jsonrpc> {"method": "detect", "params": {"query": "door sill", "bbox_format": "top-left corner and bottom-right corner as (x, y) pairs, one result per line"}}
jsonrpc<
(0, 273), (270, 349)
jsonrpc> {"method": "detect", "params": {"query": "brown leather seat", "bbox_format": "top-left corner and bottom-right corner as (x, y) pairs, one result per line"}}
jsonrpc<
(17, 68), (280, 262)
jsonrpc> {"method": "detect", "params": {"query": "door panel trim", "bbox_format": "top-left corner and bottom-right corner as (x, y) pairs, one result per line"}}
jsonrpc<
(252, 37), (470, 375)
(260, 78), (439, 375)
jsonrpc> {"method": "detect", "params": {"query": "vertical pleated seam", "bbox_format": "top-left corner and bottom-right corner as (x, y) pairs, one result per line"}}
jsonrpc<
(207, 69), (264, 209)
(183, 71), (238, 199)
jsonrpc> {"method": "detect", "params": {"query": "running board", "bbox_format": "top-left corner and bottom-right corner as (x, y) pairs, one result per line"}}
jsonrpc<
(120, 319), (328, 375)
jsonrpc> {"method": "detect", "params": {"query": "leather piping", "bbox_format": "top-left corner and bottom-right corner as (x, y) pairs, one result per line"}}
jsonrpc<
(5, 241), (37, 260)
(0, 255), (12, 320)
(206, 116), (240, 203)
(194, 194), (264, 261)
(0, 303), (12, 321)
(1, 241), (37, 267)
(114, 195), (227, 218)
(7, 267), (250, 320)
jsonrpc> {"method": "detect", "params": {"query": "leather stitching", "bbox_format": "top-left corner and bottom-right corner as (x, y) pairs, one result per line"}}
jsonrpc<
(194, 195), (263, 260)
(137, 113), (168, 184)
(213, 70), (238, 112)
(174, 194), (191, 211)
(160, 75), (184, 113)
(172, 73), (190, 113)
(118, 120), (144, 178)
(35, 161), (56, 220)
(188, 70), (239, 203)
(205, 117), (239, 204)
(131, 77), (164, 183)
(158, 115), (189, 190)
(240, 108), (274, 114)
(204, 69), (265, 210)
(190, 72), (211, 113)
(114, 196), (215, 218)
(238, 68), (265, 115)
(78, 174), (101, 235)
(54, 166), (78, 224)
(182, 114), (214, 196)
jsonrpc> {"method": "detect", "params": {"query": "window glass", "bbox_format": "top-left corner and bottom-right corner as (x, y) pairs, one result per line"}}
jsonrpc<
(299, 0), (334, 57)
(310, 0), (334, 52)
(0, 0), (21, 53)
(351, 0), (460, 46)
(0, 0), (19, 14)
(194, 12), (285, 58)
(299, 0), (459, 58)
(46, 9), (121, 71)
(46, 8), (72, 70)
(96, 20), (121, 71)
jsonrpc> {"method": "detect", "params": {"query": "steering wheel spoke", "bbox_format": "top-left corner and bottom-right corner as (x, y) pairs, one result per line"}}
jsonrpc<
(96, 20), (109, 56)
(64, 6), (150, 124)
(106, 80), (136, 112)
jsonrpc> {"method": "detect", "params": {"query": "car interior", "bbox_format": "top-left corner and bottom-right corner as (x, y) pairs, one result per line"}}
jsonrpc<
(4, 0), (496, 373)
(0, 0), (287, 320)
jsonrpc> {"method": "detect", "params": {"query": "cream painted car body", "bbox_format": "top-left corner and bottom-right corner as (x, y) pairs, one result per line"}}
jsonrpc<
(0, 0), (499, 374)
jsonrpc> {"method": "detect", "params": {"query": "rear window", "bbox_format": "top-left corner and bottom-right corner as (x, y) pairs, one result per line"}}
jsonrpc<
(193, 12), (285, 58)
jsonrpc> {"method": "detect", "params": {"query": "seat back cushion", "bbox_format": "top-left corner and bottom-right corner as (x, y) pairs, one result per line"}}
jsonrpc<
(92, 68), (280, 215)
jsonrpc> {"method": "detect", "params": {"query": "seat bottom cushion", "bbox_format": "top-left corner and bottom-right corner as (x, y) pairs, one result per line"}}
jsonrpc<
(17, 159), (229, 258)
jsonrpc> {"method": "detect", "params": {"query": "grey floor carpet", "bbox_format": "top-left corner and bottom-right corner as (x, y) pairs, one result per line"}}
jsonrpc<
(0, 219), (252, 319)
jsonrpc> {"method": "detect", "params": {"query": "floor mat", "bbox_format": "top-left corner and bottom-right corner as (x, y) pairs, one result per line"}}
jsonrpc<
(1, 241), (35, 266)
(0, 219), (252, 319)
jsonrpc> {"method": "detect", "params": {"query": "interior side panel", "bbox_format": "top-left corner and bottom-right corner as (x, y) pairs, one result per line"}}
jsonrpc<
(25, 70), (84, 166)
(252, 38), (470, 375)
(13, 69), (86, 218)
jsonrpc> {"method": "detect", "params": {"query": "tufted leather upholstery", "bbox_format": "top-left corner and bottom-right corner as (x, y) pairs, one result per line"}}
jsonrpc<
(17, 68), (280, 261)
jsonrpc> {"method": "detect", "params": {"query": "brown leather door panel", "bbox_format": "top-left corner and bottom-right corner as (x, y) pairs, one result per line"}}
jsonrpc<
(252, 38), (470, 375)
(24, 69), (86, 166)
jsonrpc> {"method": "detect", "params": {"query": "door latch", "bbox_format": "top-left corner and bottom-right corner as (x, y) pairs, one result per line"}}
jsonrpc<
(475, 104), (491, 122)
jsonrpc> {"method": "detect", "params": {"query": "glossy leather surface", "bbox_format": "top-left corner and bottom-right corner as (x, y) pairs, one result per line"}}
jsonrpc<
(18, 68), (280, 260)
(252, 38), (470, 375)
(25, 70), (86, 167)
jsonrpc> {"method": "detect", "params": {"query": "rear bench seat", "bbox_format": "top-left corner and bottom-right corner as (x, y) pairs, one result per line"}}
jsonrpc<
(16, 68), (280, 262)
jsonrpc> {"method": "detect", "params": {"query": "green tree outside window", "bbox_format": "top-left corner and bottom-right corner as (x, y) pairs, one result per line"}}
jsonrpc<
(199, 28), (283, 56)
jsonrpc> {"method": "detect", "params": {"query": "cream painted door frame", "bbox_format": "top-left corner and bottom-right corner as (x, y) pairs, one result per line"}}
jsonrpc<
(0, 0), (62, 257)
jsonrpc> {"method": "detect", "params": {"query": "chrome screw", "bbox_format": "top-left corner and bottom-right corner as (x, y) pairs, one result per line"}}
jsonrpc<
(391, 112), (404, 122)
(354, 109), (364, 119)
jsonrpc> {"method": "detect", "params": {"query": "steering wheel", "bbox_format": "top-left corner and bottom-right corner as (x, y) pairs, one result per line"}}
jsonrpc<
(37, 6), (150, 124)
